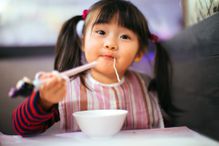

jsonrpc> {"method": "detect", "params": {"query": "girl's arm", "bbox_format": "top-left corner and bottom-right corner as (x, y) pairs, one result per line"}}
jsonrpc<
(12, 91), (60, 137)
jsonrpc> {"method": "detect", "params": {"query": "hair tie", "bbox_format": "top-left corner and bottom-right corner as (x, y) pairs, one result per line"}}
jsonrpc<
(149, 33), (159, 43)
(82, 9), (89, 20)
(76, 20), (84, 37)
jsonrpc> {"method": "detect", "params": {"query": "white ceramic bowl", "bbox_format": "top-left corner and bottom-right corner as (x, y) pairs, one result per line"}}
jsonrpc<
(73, 109), (128, 138)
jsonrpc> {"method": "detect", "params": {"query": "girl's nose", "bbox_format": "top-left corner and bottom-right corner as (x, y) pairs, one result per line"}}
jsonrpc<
(105, 44), (117, 50)
(104, 39), (118, 50)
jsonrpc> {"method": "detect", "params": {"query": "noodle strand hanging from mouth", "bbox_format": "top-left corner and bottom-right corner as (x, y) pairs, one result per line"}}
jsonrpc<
(113, 58), (121, 82)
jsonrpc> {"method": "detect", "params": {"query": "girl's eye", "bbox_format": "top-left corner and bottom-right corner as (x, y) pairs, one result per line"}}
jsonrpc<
(95, 30), (105, 35)
(120, 34), (130, 40)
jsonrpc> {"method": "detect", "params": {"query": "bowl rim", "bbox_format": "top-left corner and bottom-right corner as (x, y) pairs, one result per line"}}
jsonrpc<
(73, 109), (128, 118)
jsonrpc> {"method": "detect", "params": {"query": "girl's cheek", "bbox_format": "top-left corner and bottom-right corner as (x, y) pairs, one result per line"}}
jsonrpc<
(85, 51), (96, 62)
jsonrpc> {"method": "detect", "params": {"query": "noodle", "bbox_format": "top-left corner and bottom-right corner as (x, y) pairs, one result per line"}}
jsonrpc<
(113, 58), (121, 82)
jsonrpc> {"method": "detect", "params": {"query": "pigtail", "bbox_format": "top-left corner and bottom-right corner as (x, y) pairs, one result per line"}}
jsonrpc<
(54, 16), (83, 72)
(148, 41), (176, 126)
(153, 42), (172, 112)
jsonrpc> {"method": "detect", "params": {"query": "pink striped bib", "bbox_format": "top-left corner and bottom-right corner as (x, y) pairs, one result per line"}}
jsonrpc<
(59, 71), (164, 131)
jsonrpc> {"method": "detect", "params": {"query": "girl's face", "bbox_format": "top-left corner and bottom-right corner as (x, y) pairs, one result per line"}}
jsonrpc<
(83, 13), (141, 84)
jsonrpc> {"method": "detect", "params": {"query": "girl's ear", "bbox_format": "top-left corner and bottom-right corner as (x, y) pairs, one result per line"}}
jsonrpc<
(134, 50), (145, 62)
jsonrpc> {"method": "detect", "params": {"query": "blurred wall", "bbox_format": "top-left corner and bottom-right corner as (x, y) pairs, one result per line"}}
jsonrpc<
(0, 55), (53, 134)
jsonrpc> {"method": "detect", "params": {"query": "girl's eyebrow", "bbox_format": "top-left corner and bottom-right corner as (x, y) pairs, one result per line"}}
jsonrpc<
(91, 23), (109, 30)
(93, 22), (109, 26)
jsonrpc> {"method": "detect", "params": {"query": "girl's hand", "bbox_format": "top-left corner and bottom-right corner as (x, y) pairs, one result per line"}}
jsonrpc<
(38, 72), (67, 110)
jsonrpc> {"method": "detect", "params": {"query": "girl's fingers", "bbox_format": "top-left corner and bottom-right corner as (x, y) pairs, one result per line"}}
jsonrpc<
(40, 83), (66, 104)
(40, 73), (53, 80)
(40, 74), (67, 100)
(38, 70), (68, 104)
(53, 86), (67, 100)
(47, 78), (66, 95)
(45, 75), (66, 90)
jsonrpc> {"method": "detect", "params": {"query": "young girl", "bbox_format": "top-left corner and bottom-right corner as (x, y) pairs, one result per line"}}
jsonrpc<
(12, 0), (173, 136)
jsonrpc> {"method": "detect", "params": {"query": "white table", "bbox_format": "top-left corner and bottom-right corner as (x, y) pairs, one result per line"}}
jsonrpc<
(1, 127), (219, 146)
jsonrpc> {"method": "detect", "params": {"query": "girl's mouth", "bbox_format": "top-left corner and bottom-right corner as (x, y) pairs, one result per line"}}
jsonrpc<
(100, 55), (114, 59)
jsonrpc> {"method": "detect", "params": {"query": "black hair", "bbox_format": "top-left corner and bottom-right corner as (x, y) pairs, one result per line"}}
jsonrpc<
(148, 41), (175, 126)
(55, 15), (83, 72)
(54, 0), (175, 125)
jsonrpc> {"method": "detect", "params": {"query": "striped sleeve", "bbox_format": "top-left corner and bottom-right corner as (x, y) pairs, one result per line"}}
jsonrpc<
(12, 91), (60, 137)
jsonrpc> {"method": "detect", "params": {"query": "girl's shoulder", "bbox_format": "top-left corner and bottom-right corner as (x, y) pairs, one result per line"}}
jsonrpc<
(126, 70), (152, 86)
